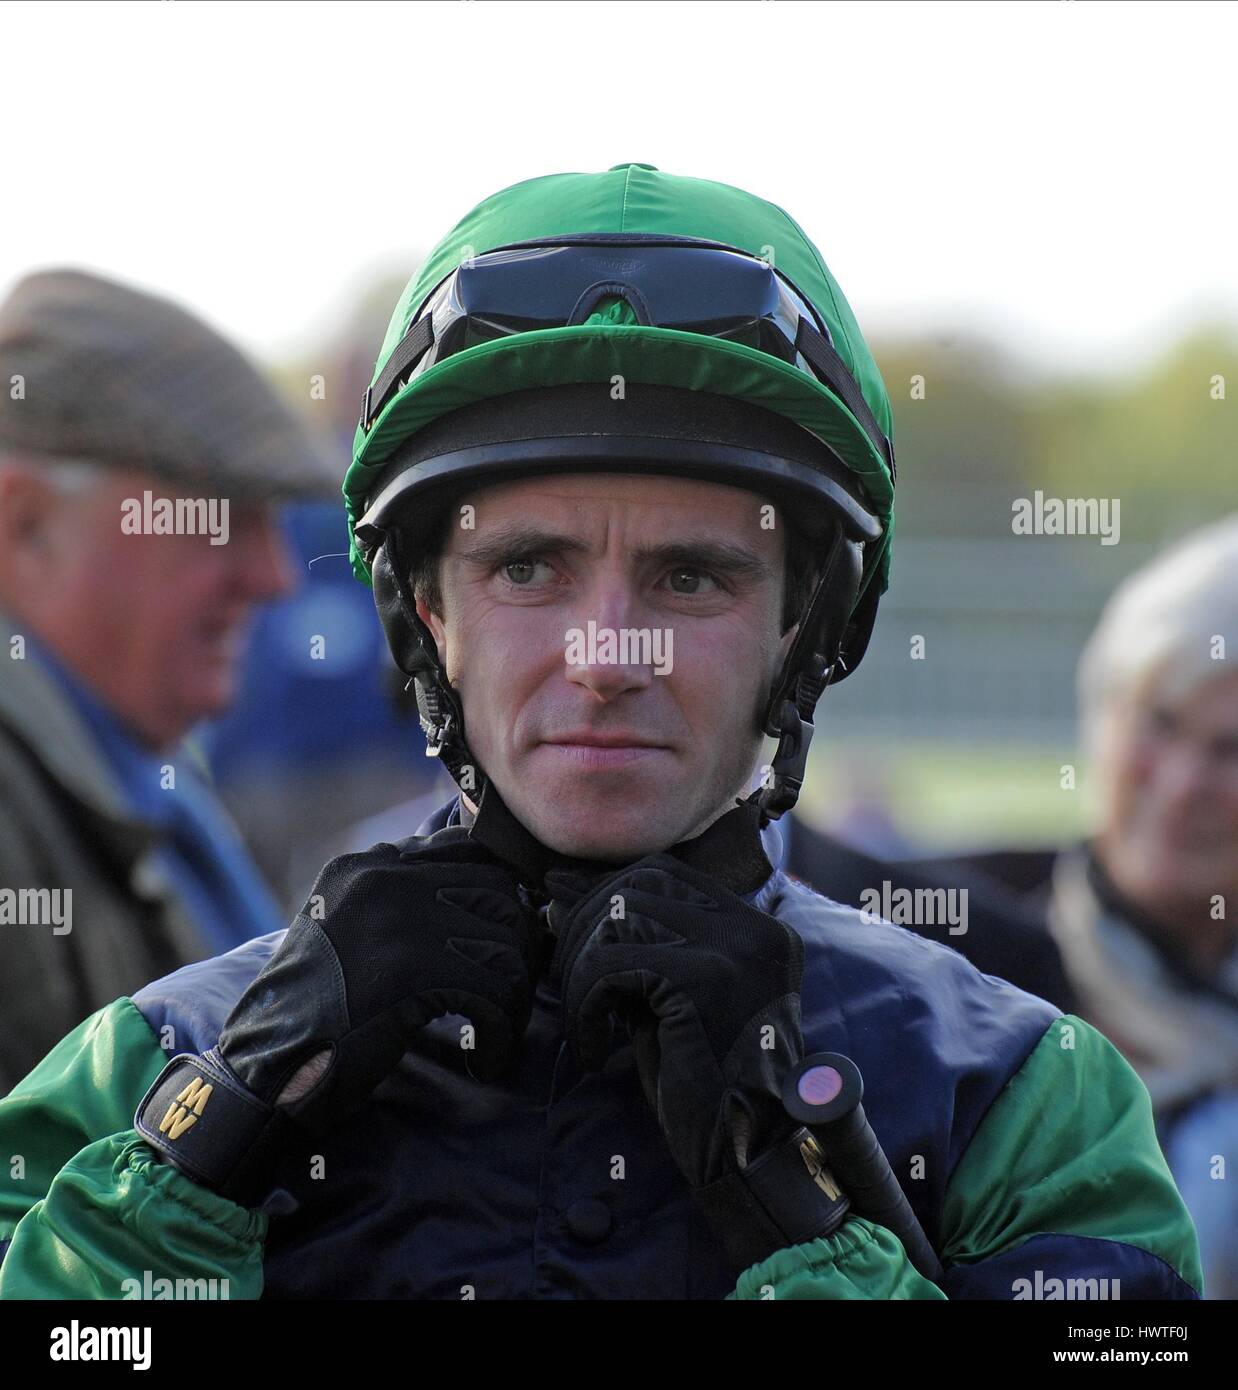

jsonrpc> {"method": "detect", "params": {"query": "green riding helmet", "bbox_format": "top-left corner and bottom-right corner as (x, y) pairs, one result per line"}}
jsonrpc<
(344, 163), (897, 828)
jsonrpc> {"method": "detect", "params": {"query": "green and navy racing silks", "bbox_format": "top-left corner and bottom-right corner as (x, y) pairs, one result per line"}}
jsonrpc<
(0, 841), (1202, 1300)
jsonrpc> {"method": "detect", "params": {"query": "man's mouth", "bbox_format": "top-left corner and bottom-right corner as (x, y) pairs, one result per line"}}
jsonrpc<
(198, 614), (249, 662)
(539, 734), (671, 771)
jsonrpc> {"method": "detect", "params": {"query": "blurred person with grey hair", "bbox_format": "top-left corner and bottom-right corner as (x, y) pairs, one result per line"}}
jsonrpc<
(0, 268), (338, 1092)
(1052, 514), (1238, 1295)
(911, 517), (1238, 1293)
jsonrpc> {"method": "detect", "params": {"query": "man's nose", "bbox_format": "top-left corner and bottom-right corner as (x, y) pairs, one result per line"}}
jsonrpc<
(563, 581), (658, 701)
(1153, 739), (1215, 811)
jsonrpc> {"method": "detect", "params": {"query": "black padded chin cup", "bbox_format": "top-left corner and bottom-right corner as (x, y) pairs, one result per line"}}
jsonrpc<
(835, 569), (881, 678)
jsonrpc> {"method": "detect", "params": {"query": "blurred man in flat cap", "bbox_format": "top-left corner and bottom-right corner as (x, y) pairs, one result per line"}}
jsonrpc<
(0, 268), (339, 1091)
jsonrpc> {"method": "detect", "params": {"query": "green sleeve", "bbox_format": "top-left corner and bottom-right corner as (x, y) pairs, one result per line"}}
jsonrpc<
(728, 1217), (946, 1300)
(0, 999), (267, 1300)
(937, 1014), (1203, 1295)
(730, 1015), (1202, 1301)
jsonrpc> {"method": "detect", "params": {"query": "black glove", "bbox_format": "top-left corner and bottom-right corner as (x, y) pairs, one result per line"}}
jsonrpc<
(135, 827), (541, 1205)
(547, 853), (851, 1271)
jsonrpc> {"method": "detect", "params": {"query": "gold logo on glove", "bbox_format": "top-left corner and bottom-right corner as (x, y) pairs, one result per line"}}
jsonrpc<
(798, 1133), (841, 1201)
(159, 1076), (213, 1141)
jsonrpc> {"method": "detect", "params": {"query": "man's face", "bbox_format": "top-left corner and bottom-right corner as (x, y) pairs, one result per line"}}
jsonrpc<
(1094, 670), (1238, 923)
(416, 472), (799, 861)
(7, 466), (294, 747)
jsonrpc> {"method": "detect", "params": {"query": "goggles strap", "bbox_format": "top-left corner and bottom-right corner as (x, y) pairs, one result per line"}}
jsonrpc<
(794, 319), (896, 481)
(360, 314), (434, 432)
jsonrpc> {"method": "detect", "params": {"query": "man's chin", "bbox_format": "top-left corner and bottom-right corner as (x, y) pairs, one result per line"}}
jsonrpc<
(513, 799), (689, 864)
(175, 664), (238, 728)
(1110, 844), (1229, 917)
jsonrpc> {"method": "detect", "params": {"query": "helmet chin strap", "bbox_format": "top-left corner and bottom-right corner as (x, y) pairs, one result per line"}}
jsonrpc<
(747, 529), (864, 827)
(373, 530), (563, 884)
(372, 525), (863, 881)
(460, 770), (777, 896)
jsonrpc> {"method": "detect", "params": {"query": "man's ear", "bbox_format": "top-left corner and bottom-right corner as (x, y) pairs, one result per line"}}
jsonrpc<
(0, 469), (68, 592)
(778, 621), (799, 661)
(774, 620), (800, 677)
(414, 594), (449, 669)
(758, 622), (800, 717)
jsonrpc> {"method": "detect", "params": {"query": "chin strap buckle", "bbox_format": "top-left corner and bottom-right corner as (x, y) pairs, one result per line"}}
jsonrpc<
(423, 709), (454, 759)
(414, 674), (454, 758)
(753, 695), (819, 824)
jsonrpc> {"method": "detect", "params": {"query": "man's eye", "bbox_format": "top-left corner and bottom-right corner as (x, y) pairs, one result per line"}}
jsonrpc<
(500, 556), (553, 586)
(665, 566), (719, 596)
(1146, 705), (1178, 738)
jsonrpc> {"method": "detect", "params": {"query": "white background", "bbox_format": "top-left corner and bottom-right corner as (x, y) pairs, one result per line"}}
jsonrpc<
(1, 0), (1234, 376)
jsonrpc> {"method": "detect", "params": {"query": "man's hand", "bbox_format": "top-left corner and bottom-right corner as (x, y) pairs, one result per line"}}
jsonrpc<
(135, 828), (540, 1204)
(547, 853), (851, 1270)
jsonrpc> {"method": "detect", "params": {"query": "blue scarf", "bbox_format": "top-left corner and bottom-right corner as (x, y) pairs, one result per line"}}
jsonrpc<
(28, 637), (285, 954)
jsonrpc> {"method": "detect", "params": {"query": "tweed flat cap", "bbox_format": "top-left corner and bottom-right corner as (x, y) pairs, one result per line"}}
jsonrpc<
(0, 268), (340, 500)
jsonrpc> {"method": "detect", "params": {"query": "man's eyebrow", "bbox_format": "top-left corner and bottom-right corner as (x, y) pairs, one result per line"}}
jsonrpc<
(631, 539), (774, 580)
(456, 526), (590, 568)
(455, 524), (774, 580)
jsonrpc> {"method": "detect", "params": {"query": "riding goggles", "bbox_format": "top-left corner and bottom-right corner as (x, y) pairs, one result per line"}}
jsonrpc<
(358, 235), (895, 478)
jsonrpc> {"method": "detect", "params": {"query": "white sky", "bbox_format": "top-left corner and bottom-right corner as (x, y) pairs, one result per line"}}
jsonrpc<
(2, 0), (1235, 379)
